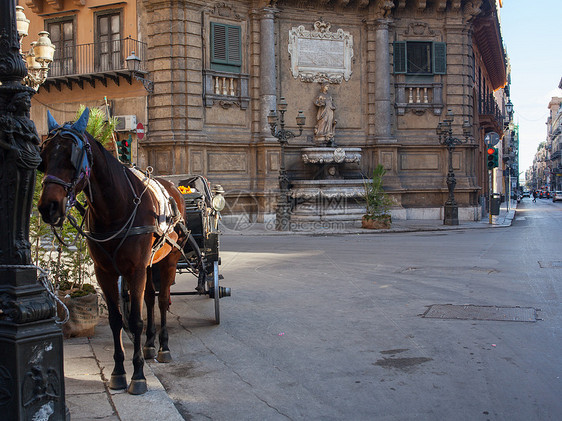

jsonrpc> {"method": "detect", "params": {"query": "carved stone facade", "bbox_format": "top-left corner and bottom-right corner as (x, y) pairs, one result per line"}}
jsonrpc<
(135, 0), (506, 224)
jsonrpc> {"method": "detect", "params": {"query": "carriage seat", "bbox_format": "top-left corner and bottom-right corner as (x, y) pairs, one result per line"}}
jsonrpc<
(128, 167), (180, 236)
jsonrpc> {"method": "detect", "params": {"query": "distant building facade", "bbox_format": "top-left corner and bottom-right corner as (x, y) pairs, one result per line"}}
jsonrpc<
(546, 98), (562, 191)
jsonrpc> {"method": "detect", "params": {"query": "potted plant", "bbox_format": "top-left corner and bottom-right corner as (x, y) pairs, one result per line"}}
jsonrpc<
(361, 164), (392, 229)
(30, 105), (117, 337)
(31, 174), (99, 337)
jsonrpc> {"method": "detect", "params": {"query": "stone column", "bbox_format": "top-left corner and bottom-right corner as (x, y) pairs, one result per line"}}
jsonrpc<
(374, 19), (395, 143)
(259, 7), (277, 140)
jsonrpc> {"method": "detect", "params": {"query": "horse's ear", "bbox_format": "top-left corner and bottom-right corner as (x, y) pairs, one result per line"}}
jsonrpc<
(47, 110), (59, 133)
(72, 107), (90, 134)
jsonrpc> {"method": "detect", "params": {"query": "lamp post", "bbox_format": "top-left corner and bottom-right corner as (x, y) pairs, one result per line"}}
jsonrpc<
(268, 97), (306, 231)
(1, 1), (67, 419)
(436, 109), (472, 225)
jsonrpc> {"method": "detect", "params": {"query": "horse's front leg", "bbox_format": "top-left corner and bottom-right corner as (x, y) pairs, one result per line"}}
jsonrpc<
(94, 268), (127, 390)
(143, 266), (157, 360)
(127, 268), (149, 395)
(155, 258), (177, 363)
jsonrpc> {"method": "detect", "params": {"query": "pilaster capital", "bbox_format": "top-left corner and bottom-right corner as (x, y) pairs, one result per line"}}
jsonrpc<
(364, 18), (394, 31)
(251, 2), (278, 20)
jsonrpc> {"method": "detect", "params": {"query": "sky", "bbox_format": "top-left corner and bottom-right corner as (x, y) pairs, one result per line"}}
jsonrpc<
(499, 0), (562, 179)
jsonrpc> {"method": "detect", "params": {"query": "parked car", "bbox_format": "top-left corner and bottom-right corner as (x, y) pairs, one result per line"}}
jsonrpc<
(522, 190), (530, 197)
(552, 191), (562, 202)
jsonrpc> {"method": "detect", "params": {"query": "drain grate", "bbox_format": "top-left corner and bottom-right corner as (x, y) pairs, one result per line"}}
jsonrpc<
(422, 304), (538, 322)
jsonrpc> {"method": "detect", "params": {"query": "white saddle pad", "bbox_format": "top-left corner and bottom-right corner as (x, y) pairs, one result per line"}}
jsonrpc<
(128, 167), (175, 236)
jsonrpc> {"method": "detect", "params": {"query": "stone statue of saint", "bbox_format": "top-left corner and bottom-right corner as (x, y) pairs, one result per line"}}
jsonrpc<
(314, 84), (336, 147)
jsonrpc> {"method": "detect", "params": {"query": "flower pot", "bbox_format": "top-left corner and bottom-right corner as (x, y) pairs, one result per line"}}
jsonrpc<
(362, 214), (391, 229)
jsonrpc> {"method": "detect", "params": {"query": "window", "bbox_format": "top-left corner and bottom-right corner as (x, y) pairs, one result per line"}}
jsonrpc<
(96, 11), (121, 72)
(47, 19), (74, 77)
(210, 22), (241, 73)
(393, 41), (446, 75)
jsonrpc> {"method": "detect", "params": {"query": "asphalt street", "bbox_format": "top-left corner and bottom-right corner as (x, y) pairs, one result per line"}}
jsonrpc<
(143, 198), (561, 421)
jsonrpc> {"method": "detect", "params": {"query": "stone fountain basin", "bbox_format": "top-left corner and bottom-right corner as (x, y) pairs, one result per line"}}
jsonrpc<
(289, 178), (366, 200)
(301, 147), (362, 164)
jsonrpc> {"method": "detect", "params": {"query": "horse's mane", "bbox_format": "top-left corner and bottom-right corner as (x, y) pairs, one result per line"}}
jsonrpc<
(85, 132), (131, 186)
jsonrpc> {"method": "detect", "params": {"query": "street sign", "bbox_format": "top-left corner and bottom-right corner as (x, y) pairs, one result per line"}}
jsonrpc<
(136, 122), (145, 140)
(484, 131), (500, 147)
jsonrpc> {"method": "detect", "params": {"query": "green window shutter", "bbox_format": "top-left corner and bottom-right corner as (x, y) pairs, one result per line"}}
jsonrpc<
(211, 22), (241, 73)
(433, 42), (446, 74)
(393, 41), (406, 74)
(227, 26), (241, 66)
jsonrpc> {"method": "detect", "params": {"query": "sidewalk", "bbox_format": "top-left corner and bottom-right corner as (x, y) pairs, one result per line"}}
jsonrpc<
(62, 202), (516, 420)
(220, 201), (517, 236)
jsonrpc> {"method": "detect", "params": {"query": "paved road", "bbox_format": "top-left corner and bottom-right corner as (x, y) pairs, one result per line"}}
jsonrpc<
(147, 198), (561, 420)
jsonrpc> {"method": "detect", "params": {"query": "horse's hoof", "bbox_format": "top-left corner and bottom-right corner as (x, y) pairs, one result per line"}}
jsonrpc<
(143, 346), (157, 360)
(109, 374), (128, 390)
(127, 379), (148, 395)
(157, 350), (172, 363)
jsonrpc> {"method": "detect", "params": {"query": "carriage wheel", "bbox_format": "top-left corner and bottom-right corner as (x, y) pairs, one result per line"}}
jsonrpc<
(213, 260), (220, 325)
(119, 276), (131, 331)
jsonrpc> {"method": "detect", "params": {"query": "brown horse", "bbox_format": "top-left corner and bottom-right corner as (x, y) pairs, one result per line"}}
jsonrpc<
(37, 108), (187, 395)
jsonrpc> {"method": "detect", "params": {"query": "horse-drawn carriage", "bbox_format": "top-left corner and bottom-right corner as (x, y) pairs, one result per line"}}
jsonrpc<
(118, 174), (231, 326)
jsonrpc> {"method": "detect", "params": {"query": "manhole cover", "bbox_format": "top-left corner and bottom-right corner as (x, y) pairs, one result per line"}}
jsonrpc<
(422, 304), (537, 322)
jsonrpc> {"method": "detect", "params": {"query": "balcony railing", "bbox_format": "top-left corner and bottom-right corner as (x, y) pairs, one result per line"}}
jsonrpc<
(203, 69), (250, 110)
(45, 37), (146, 86)
(395, 82), (443, 116)
(478, 93), (503, 122)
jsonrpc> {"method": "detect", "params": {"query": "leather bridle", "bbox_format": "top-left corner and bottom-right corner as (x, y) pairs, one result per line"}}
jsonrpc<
(41, 124), (93, 212)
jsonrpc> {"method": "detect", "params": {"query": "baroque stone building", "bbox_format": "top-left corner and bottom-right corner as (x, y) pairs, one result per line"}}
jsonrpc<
(25, 0), (509, 226)
(138, 0), (507, 225)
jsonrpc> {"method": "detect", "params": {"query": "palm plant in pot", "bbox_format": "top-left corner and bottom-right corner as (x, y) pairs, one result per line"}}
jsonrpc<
(361, 164), (392, 229)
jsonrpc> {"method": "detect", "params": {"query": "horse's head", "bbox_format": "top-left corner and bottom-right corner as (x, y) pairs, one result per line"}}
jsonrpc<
(38, 108), (92, 227)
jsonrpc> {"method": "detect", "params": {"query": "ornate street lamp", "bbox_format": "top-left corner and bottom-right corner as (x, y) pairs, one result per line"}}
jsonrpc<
(505, 99), (514, 119)
(436, 109), (472, 225)
(126, 51), (154, 93)
(1, 1), (67, 418)
(268, 97), (306, 231)
(16, 6), (55, 91)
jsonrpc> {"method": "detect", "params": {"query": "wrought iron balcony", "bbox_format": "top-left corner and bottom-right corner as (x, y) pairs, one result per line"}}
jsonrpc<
(550, 150), (561, 161)
(41, 37), (147, 92)
(478, 93), (504, 134)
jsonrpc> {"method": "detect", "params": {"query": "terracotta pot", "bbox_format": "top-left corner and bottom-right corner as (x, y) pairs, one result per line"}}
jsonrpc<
(361, 215), (391, 229)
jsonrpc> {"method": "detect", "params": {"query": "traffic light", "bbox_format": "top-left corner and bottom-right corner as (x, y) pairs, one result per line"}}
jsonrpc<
(118, 135), (132, 163)
(487, 147), (498, 169)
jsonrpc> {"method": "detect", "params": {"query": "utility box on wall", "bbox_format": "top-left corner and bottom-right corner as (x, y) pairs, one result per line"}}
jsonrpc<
(115, 115), (137, 131)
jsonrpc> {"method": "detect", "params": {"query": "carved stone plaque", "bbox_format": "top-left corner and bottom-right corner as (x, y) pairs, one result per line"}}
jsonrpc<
(288, 20), (353, 84)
